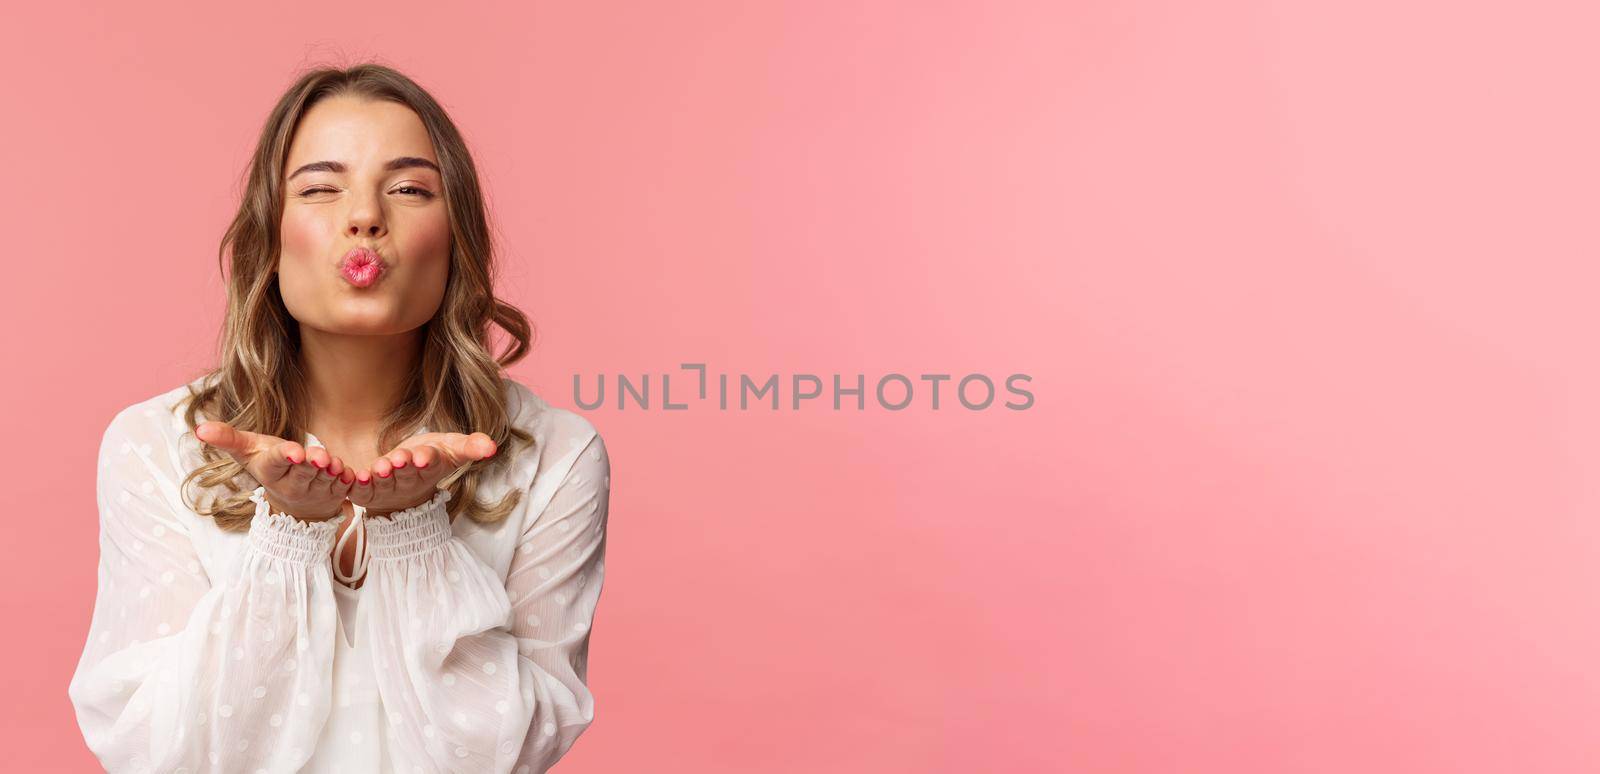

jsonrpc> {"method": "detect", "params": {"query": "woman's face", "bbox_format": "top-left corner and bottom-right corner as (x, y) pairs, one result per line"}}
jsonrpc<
(278, 95), (450, 336)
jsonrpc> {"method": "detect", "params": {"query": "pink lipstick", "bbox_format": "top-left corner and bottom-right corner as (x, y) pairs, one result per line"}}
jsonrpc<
(340, 248), (387, 288)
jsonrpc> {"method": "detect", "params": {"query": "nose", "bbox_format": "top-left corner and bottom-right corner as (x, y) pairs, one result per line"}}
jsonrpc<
(348, 220), (385, 239)
(346, 193), (387, 239)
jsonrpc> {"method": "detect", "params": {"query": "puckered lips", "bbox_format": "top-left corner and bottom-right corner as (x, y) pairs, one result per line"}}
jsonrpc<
(339, 247), (387, 288)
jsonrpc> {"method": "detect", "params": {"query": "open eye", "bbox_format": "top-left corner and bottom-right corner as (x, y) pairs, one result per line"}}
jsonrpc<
(395, 186), (435, 198)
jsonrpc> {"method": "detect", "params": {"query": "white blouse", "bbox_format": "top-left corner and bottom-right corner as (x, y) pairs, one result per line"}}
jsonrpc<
(68, 376), (611, 774)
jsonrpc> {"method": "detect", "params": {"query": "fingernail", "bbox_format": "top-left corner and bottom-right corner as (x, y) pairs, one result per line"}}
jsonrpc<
(378, 470), (391, 478)
(416, 461), (429, 469)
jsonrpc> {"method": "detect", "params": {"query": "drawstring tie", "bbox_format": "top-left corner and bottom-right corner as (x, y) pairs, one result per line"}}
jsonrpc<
(333, 502), (370, 585)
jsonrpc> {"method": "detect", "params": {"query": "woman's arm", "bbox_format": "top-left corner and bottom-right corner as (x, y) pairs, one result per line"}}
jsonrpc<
(68, 406), (343, 773)
(361, 428), (610, 774)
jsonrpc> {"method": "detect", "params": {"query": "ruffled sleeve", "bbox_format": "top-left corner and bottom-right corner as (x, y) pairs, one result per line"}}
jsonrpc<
(67, 407), (344, 773)
(360, 428), (610, 774)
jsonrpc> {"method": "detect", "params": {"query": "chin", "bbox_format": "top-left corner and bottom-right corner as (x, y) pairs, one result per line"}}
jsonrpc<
(311, 309), (404, 335)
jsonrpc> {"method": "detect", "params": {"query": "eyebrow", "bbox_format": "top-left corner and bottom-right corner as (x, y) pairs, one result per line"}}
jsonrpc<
(287, 156), (441, 180)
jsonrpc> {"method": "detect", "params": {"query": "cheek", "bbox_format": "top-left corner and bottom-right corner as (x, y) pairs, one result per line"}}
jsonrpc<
(280, 208), (332, 266)
(397, 212), (452, 299)
(276, 209), (336, 315)
(403, 211), (452, 261)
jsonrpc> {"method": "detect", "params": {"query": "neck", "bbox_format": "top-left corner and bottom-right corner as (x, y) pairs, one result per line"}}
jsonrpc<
(297, 325), (423, 439)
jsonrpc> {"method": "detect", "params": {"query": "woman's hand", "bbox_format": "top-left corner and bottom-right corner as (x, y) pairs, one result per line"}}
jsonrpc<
(349, 432), (498, 517)
(195, 421), (356, 522)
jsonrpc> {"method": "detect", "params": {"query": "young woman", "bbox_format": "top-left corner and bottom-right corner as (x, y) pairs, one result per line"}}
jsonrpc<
(67, 64), (611, 774)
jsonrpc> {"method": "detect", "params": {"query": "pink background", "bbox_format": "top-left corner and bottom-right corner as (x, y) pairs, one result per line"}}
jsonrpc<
(3, 1), (1597, 771)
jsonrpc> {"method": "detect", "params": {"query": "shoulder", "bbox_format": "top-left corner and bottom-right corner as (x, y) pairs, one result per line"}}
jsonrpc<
(500, 375), (605, 450)
(498, 376), (610, 491)
(96, 378), (211, 497)
(100, 377), (207, 455)
(497, 378), (610, 536)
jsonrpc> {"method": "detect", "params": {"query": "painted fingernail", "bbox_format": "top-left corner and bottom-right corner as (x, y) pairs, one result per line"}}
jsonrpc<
(378, 470), (391, 478)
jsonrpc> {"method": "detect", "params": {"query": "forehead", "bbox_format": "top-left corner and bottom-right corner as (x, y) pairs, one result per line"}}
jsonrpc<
(285, 95), (437, 169)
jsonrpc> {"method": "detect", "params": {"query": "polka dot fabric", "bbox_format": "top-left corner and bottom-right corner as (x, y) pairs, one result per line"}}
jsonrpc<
(68, 377), (611, 773)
